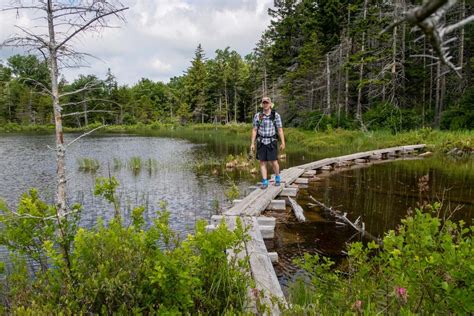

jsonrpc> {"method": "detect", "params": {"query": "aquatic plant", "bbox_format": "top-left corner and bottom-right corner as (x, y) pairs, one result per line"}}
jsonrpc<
(77, 158), (100, 172)
(112, 158), (123, 171)
(128, 156), (142, 173)
(224, 183), (240, 202)
(144, 158), (158, 173)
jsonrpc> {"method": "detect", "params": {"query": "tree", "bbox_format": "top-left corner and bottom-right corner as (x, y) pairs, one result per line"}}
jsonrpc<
(1, 1), (128, 221)
(186, 44), (208, 123)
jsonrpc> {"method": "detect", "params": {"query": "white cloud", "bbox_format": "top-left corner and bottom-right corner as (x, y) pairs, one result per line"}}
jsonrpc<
(0, 0), (274, 85)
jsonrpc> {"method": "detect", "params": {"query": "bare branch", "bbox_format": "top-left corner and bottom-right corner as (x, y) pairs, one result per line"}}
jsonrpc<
(56, 6), (128, 50)
(66, 124), (107, 147)
(63, 110), (113, 117)
(444, 15), (474, 34)
(59, 80), (101, 98)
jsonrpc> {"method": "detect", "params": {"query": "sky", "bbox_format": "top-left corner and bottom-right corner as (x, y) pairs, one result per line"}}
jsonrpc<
(0, 0), (274, 86)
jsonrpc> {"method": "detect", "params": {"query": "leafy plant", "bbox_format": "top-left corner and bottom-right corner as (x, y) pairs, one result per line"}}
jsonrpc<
(287, 204), (474, 314)
(1, 181), (252, 314)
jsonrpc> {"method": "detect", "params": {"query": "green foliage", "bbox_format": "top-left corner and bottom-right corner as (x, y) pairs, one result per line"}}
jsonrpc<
(94, 176), (121, 220)
(224, 183), (240, 202)
(441, 87), (474, 130)
(0, 190), (56, 269)
(297, 110), (354, 131)
(1, 183), (251, 314)
(128, 156), (142, 174)
(77, 157), (100, 172)
(144, 158), (158, 173)
(363, 102), (421, 133)
(287, 205), (474, 314)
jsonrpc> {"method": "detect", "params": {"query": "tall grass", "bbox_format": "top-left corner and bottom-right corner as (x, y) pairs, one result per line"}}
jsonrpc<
(112, 158), (123, 171)
(77, 158), (100, 172)
(128, 156), (142, 174)
(144, 158), (158, 174)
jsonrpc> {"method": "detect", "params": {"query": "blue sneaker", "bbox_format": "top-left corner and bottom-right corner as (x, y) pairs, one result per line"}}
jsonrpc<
(261, 179), (269, 189)
(275, 175), (281, 186)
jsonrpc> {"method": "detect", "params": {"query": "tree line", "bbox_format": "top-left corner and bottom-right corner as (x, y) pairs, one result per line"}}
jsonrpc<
(0, 0), (472, 131)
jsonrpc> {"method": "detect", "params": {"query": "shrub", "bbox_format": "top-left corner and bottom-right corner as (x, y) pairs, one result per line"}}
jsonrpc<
(1, 181), (251, 314)
(287, 204), (474, 314)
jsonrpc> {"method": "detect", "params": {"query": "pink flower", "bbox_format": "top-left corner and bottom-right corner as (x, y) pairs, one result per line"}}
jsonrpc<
(352, 300), (362, 312)
(395, 286), (408, 303)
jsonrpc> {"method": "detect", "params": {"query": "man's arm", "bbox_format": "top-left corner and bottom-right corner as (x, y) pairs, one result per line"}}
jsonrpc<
(278, 128), (285, 151)
(251, 128), (257, 152)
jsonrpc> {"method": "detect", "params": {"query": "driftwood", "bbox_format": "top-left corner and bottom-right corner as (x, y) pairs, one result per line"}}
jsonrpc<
(308, 196), (381, 245)
(288, 197), (305, 222)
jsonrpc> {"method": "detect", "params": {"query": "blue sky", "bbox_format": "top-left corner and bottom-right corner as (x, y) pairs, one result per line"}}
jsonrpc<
(0, 0), (274, 85)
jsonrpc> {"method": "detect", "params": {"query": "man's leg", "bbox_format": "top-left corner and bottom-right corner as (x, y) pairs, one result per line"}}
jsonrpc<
(270, 160), (280, 175)
(260, 160), (268, 180)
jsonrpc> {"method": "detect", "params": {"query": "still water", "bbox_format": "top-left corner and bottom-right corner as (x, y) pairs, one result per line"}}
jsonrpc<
(0, 134), (255, 233)
(1, 133), (473, 290)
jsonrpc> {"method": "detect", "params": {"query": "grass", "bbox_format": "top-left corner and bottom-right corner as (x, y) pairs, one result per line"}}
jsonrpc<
(112, 158), (123, 171)
(144, 158), (158, 173)
(128, 156), (142, 174)
(2, 122), (472, 155)
(77, 158), (100, 172)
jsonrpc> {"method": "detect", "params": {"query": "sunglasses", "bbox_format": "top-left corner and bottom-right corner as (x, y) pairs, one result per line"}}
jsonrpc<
(262, 101), (270, 104)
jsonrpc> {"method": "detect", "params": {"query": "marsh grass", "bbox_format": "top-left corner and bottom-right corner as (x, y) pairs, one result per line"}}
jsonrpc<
(77, 158), (100, 172)
(144, 158), (158, 174)
(128, 157), (142, 175)
(112, 158), (123, 171)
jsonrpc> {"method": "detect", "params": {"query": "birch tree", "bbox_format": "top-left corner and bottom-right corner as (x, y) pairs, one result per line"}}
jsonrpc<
(1, 0), (128, 219)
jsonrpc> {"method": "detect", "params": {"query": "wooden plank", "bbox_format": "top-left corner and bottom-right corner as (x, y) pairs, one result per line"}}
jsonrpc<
(268, 252), (279, 263)
(279, 187), (298, 197)
(234, 199), (285, 210)
(266, 199), (286, 211)
(294, 177), (309, 184)
(288, 197), (305, 222)
(244, 217), (286, 313)
(297, 145), (425, 170)
(302, 170), (317, 177)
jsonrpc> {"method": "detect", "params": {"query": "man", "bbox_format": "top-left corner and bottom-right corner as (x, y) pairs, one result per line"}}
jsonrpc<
(250, 97), (286, 189)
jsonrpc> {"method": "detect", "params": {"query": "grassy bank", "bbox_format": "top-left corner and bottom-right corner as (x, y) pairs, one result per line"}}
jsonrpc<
(1, 122), (472, 155)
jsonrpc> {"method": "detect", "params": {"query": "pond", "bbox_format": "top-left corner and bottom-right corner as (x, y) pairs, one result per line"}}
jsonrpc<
(1, 132), (473, 291)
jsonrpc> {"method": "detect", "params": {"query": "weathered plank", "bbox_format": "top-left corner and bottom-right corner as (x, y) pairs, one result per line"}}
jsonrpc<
(294, 177), (309, 184)
(279, 187), (298, 197)
(298, 144), (425, 170)
(225, 168), (305, 216)
(244, 217), (285, 314)
(288, 197), (305, 222)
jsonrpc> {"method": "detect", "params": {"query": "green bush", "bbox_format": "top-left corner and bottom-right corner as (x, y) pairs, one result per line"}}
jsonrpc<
(441, 87), (474, 130)
(0, 181), (251, 314)
(287, 204), (474, 314)
(297, 111), (354, 131)
(363, 102), (421, 133)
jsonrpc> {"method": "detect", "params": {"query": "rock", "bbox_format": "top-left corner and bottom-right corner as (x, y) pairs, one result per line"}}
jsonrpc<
(321, 165), (332, 171)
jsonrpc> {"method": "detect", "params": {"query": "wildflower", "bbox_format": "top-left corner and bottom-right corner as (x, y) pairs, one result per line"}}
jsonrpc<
(352, 300), (362, 312)
(395, 286), (408, 303)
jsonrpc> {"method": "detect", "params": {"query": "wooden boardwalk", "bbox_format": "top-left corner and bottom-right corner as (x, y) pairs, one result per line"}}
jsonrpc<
(208, 144), (425, 314)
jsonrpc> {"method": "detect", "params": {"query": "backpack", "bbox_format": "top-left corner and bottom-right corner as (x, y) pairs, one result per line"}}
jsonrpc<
(256, 109), (279, 140)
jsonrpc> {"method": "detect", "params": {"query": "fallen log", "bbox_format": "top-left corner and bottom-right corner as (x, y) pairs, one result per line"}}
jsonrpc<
(308, 196), (381, 245)
(288, 197), (305, 222)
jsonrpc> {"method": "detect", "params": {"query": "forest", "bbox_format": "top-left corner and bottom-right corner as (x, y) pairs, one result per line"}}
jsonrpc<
(0, 0), (472, 132)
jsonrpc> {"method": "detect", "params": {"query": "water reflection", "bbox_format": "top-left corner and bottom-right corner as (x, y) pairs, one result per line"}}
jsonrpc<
(270, 156), (474, 290)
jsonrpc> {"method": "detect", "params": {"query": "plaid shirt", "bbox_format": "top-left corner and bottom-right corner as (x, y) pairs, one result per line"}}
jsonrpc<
(253, 111), (283, 145)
